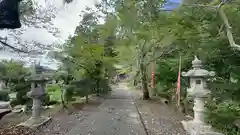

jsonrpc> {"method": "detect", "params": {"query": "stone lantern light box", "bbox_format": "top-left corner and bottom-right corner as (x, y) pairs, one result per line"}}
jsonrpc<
(182, 56), (215, 97)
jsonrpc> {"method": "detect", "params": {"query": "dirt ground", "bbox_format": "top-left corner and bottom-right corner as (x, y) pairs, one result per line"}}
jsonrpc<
(136, 99), (188, 135)
(0, 105), (61, 135)
(0, 96), (104, 135)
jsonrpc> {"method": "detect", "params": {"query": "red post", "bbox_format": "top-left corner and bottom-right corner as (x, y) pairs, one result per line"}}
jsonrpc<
(151, 62), (155, 88)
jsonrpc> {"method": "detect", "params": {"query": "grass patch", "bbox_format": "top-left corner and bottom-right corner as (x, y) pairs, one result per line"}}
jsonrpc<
(46, 84), (62, 103)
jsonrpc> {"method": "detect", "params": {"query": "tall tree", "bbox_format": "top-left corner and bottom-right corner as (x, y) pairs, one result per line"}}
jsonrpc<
(100, 0), (177, 99)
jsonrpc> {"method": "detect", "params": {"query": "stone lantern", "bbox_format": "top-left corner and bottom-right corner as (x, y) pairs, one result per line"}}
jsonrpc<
(181, 56), (223, 135)
(0, 78), (5, 91)
(19, 63), (51, 128)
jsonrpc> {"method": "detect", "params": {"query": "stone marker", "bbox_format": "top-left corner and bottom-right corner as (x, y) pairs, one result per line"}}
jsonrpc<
(19, 63), (51, 128)
(234, 119), (240, 129)
(0, 101), (11, 119)
(181, 56), (223, 135)
(0, 101), (11, 109)
(0, 80), (4, 90)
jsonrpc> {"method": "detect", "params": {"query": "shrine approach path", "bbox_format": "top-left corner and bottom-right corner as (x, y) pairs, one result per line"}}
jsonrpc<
(65, 83), (187, 135)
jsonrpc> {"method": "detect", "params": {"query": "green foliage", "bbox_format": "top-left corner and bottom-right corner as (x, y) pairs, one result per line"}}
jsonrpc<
(10, 79), (31, 105)
(154, 57), (189, 100)
(155, 60), (178, 91)
(47, 84), (61, 92)
(42, 94), (51, 106)
(206, 100), (240, 135)
(0, 91), (10, 101)
(49, 7), (117, 103)
(98, 78), (112, 93)
(209, 79), (240, 102)
(0, 60), (28, 79)
(46, 84), (62, 102)
(70, 77), (95, 97)
(64, 85), (76, 102)
(68, 74), (111, 98)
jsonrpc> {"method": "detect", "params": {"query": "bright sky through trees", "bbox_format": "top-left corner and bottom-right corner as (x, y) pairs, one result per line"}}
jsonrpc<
(0, 0), (181, 69)
(0, 0), (99, 69)
(163, 0), (181, 10)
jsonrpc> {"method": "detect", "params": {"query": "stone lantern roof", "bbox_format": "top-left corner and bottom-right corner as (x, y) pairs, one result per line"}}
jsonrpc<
(182, 56), (215, 78)
(30, 74), (49, 82)
(28, 64), (50, 82)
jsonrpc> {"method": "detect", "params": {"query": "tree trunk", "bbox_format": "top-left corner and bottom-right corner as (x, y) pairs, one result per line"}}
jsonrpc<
(96, 78), (100, 96)
(85, 95), (89, 103)
(61, 89), (67, 109)
(140, 62), (150, 100)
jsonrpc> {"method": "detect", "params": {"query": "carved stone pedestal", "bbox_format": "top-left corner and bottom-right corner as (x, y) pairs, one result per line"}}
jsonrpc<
(19, 116), (51, 128)
(18, 97), (51, 128)
(182, 120), (223, 135)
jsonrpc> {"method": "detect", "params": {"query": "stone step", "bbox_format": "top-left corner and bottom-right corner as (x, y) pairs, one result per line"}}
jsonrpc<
(0, 101), (11, 109)
(0, 109), (11, 119)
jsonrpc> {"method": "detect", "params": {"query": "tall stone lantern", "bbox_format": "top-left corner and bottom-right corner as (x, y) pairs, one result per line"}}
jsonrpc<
(19, 63), (51, 128)
(181, 56), (223, 135)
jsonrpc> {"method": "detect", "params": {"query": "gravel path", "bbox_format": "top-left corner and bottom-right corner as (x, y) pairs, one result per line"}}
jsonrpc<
(66, 85), (146, 135)
(136, 99), (187, 135)
(65, 83), (187, 135)
(33, 97), (105, 135)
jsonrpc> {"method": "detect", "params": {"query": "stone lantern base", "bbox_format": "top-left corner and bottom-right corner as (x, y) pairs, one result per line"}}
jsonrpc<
(182, 120), (224, 135)
(18, 116), (51, 128)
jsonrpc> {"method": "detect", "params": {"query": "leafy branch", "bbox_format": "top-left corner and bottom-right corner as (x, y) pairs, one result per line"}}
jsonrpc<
(0, 40), (28, 53)
(182, 0), (240, 51)
(61, 56), (92, 74)
(133, 45), (177, 83)
(218, 1), (240, 50)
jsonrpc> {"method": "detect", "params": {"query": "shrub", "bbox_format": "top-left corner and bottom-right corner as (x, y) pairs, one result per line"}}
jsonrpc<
(70, 78), (94, 97)
(0, 91), (10, 101)
(46, 84), (62, 103)
(10, 81), (31, 106)
(42, 94), (50, 106)
(46, 84), (61, 92)
(206, 100), (240, 135)
(99, 78), (112, 93)
(10, 99), (19, 107)
(65, 84), (76, 101)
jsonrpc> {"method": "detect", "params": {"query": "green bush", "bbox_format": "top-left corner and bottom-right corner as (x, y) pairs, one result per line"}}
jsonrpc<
(46, 84), (62, 102)
(70, 78), (94, 97)
(46, 84), (61, 92)
(65, 85), (76, 101)
(10, 99), (19, 107)
(99, 78), (112, 93)
(16, 91), (30, 105)
(10, 81), (31, 105)
(206, 100), (240, 135)
(42, 94), (50, 106)
(0, 91), (10, 101)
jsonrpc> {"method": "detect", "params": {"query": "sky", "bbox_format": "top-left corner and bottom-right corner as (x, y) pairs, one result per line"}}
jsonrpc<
(164, 0), (182, 10)
(0, 0), (101, 69)
(0, 0), (181, 69)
